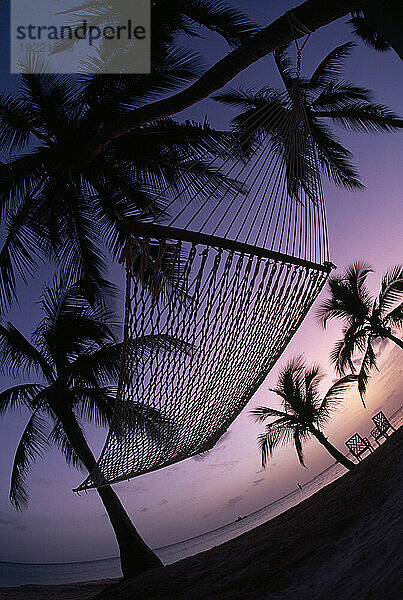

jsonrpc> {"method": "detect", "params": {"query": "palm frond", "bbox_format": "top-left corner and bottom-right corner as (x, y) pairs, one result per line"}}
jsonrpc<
(308, 120), (364, 190)
(317, 263), (373, 328)
(33, 277), (116, 367)
(0, 197), (45, 311)
(378, 265), (403, 317)
(101, 119), (234, 223)
(273, 356), (306, 414)
(0, 323), (53, 379)
(250, 406), (293, 423)
(345, 261), (373, 287)
(304, 364), (323, 399)
(214, 87), (289, 160)
(385, 302), (403, 328)
(357, 340), (377, 403)
(317, 102), (403, 134)
(48, 420), (85, 471)
(9, 411), (50, 510)
(19, 74), (80, 135)
(81, 49), (204, 110)
(213, 86), (277, 110)
(0, 94), (37, 154)
(0, 384), (44, 415)
(74, 387), (115, 427)
(258, 420), (295, 468)
(294, 428), (306, 467)
(127, 334), (194, 359)
(329, 324), (369, 375)
(344, 262), (374, 313)
(320, 374), (358, 419)
(60, 0), (258, 49)
(66, 344), (121, 387)
(349, 12), (390, 52)
(216, 42), (399, 196)
(312, 81), (373, 110)
(2, 72), (234, 306)
(109, 118), (228, 166)
(308, 42), (355, 89)
(329, 337), (351, 376)
(181, 0), (259, 47)
(117, 402), (174, 444)
(0, 155), (41, 216)
(275, 356), (305, 390)
(273, 46), (294, 88)
(50, 189), (111, 294)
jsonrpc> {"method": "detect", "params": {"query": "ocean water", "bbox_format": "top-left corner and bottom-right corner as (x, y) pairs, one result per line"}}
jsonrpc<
(1, 407), (401, 588)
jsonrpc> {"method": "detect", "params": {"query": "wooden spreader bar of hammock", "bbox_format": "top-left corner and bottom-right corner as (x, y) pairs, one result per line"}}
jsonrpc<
(121, 220), (335, 274)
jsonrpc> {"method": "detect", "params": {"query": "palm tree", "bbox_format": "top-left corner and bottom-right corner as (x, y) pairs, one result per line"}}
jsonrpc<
(49, 0), (259, 160)
(317, 262), (403, 399)
(0, 278), (191, 578)
(214, 42), (402, 195)
(83, 1), (374, 158)
(48, 0), (258, 127)
(349, 3), (403, 58)
(251, 357), (357, 471)
(0, 72), (235, 311)
(349, 10), (391, 52)
(52, 0), (259, 73)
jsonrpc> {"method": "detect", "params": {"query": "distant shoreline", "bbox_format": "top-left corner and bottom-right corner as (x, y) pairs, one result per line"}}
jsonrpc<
(0, 457), (346, 583)
(4, 405), (401, 579)
(1, 427), (401, 600)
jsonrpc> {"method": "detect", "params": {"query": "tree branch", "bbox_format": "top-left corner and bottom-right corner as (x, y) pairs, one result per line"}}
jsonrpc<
(86, 0), (369, 160)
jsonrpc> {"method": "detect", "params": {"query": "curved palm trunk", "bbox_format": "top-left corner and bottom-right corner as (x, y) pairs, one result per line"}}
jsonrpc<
(57, 408), (163, 579)
(385, 332), (403, 350)
(87, 0), (369, 159)
(310, 426), (356, 470)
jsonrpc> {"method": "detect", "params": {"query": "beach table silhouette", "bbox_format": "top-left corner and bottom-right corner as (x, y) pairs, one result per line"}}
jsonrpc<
(370, 411), (396, 446)
(345, 433), (373, 461)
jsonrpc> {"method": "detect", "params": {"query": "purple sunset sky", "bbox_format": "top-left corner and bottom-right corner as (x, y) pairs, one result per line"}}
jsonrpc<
(0, 1), (402, 563)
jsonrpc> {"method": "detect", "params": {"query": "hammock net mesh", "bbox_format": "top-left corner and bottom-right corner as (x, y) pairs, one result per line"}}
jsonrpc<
(76, 88), (332, 490)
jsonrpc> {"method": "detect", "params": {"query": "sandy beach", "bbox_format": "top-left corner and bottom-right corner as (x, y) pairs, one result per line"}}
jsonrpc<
(0, 580), (117, 600)
(1, 427), (401, 600)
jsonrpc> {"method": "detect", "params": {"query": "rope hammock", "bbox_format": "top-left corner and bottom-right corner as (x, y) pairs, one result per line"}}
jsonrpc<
(76, 83), (333, 491)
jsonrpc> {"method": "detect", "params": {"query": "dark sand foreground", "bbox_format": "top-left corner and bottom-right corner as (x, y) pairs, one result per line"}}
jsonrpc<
(1, 428), (401, 600)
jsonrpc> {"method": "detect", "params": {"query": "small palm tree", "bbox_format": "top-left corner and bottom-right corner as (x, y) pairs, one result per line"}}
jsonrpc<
(214, 42), (402, 195)
(317, 262), (403, 399)
(251, 357), (357, 471)
(0, 278), (190, 578)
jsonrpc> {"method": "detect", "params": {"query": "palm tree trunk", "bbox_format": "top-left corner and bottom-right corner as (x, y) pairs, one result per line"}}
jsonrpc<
(57, 408), (163, 579)
(87, 0), (369, 160)
(385, 332), (403, 350)
(310, 426), (356, 470)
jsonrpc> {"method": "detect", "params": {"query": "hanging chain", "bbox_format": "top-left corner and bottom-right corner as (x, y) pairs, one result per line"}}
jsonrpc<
(286, 10), (312, 81)
(296, 47), (302, 80)
(294, 34), (311, 80)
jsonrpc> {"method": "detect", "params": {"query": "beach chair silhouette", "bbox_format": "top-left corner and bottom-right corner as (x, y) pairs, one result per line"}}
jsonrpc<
(370, 411), (396, 446)
(345, 433), (373, 461)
